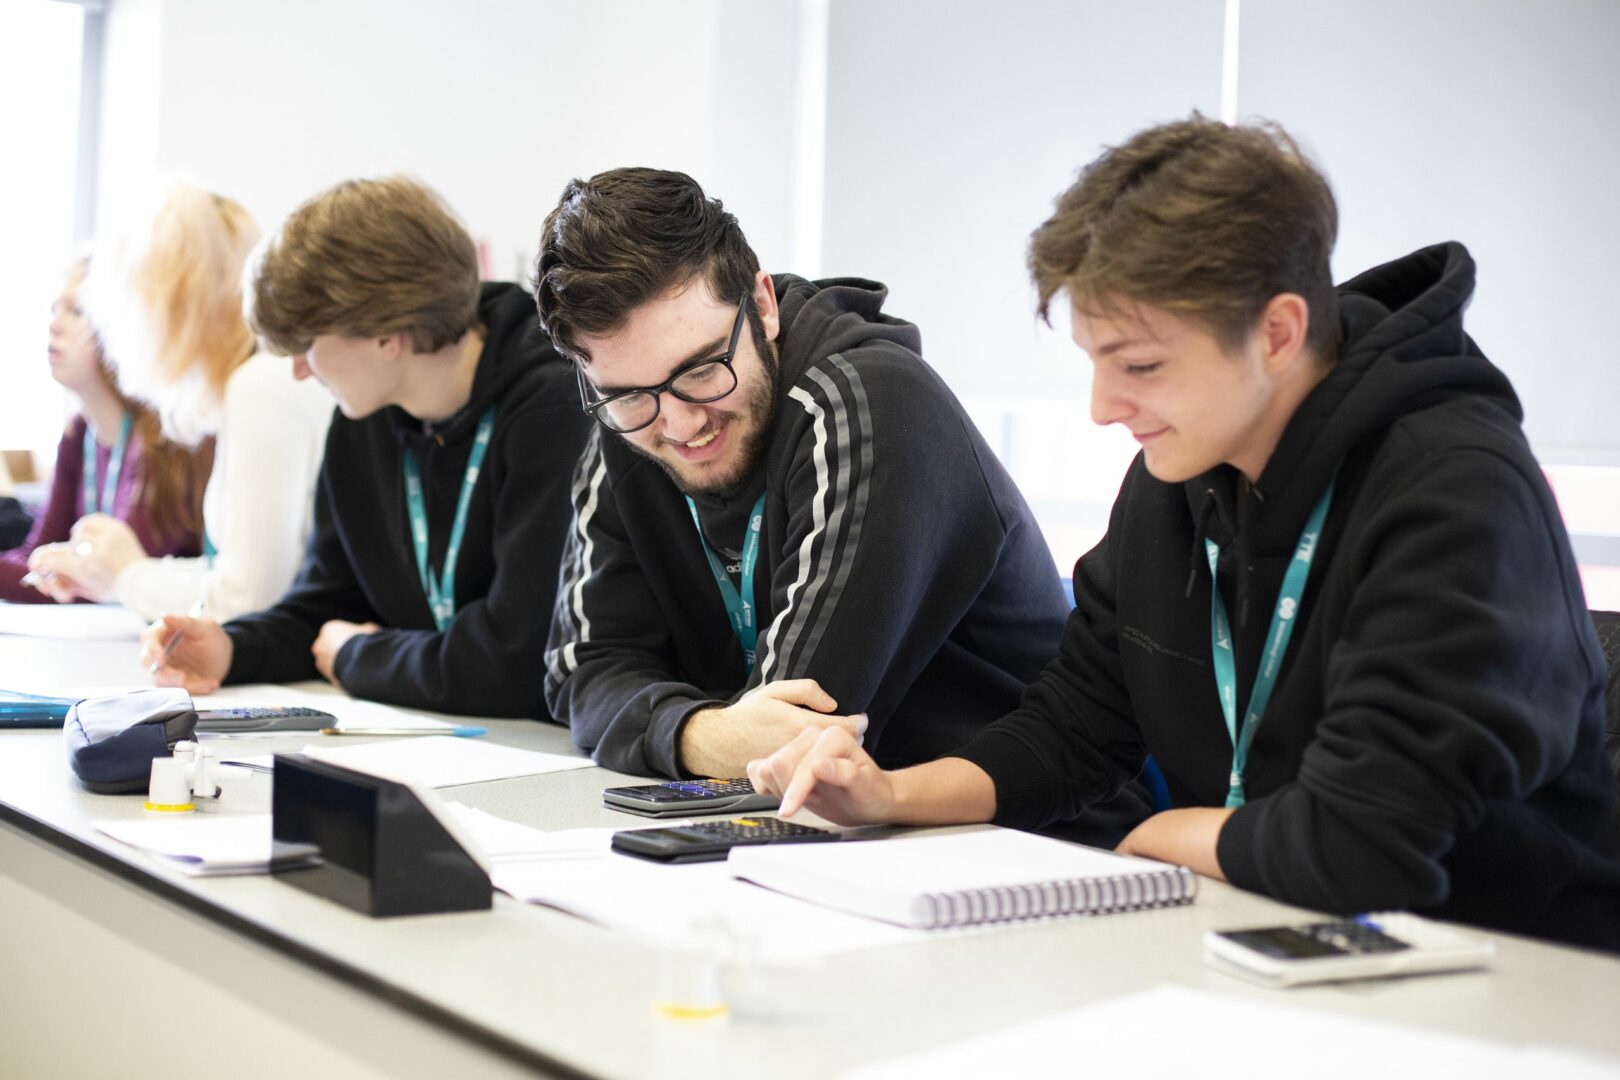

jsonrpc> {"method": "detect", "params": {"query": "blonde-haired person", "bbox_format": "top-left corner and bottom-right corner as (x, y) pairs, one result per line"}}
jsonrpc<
(5, 258), (212, 602)
(28, 182), (332, 621)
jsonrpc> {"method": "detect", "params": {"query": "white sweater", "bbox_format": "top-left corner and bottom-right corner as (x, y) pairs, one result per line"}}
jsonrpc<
(114, 352), (332, 622)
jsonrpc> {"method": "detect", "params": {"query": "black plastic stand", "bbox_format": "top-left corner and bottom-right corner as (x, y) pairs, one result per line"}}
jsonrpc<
(270, 754), (491, 917)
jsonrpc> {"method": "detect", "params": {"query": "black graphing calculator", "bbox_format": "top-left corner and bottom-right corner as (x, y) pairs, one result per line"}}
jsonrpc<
(610, 817), (838, 863)
(193, 706), (336, 733)
(602, 778), (781, 818)
(1203, 913), (1494, 987)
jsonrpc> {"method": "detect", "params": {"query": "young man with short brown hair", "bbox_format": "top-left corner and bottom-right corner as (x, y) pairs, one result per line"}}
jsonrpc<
(750, 116), (1620, 953)
(144, 176), (591, 717)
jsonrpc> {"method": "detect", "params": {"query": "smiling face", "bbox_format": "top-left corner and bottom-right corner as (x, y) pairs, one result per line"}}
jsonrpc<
(47, 265), (103, 393)
(576, 275), (780, 496)
(1074, 297), (1291, 484)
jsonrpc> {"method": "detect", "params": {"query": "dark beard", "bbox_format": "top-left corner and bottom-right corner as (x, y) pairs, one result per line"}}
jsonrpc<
(630, 343), (779, 498)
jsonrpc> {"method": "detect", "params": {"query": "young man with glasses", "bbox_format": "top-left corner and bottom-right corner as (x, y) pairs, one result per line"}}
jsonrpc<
(534, 167), (1148, 840)
(142, 177), (592, 718)
(747, 117), (1620, 953)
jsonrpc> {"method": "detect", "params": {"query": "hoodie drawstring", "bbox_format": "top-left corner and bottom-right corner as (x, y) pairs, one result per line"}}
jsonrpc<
(1185, 489), (1217, 599)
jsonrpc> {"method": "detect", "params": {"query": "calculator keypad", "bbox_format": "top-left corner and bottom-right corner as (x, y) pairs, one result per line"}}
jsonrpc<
(610, 815), (836, 862)
(666, 817), (824, 844)
(1305, 920), (1411, 954)
(609, 778), (757, 803)
(207, 707), (332, 720)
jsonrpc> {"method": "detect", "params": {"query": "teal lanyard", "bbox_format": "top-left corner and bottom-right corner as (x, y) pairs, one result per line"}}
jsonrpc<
(403, 407), (496, 632)
(1205, 478), (1336, 808)
(685, 493), (765, 673)
(81, 412), (132, 515)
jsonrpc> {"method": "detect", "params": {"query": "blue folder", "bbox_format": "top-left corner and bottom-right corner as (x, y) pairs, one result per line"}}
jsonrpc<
(0, 690), (79, 729)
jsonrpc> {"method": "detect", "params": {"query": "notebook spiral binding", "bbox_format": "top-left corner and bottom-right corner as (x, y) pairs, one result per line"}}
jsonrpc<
(919, 865), (1196, 929)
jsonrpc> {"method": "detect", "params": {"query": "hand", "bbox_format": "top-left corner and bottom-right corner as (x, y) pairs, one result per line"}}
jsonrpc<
(312, 619), (379, 685)
(59, 514), (148, 601)
(678, 679), (868, 779)
(25, 544), (90, 603)
(1114, 807), (1235, 879)
(748, 725), (897, 825)
(141, 614), (233, 694)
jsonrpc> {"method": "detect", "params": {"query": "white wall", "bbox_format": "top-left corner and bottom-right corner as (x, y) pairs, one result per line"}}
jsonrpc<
(1238, 0), (1620, 462)
(820, 0), (1226, 561)
(94, 0), (163, 222)
(69, 0), (1620, 579)
(95, 0), (808, 285)
(822, 0), (1224, 395)
(0, 1), (91, 466)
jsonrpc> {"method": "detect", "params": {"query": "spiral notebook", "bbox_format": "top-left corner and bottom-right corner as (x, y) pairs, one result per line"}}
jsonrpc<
(728, 827), (1197, 930)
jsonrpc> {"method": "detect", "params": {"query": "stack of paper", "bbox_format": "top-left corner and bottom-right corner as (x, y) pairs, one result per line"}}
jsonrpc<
(95, 814), (316, 877)
(437, 805), (926, 960)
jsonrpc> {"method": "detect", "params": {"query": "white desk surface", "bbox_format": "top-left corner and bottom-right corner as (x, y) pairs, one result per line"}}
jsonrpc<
(2, 630), (1619, 1079)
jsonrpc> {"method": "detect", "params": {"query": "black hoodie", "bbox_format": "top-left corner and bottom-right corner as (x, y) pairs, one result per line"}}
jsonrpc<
(223, 283), (593, 717)
(951, 244), (1620, 952)
(546, 275), (1091, 787)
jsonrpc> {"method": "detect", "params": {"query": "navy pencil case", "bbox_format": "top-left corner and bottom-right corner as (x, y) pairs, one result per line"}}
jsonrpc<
(63, 688), (199, 794)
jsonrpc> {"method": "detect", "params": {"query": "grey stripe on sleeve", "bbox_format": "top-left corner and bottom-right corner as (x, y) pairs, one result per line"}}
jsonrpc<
(757, 355), (873, 682)
(546, 431), (608, 681)
(758, 386), (832, 683)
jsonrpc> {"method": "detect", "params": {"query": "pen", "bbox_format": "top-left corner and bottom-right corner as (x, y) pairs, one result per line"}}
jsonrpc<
(318, 726), (488, 738)
(151, 598), (208, 673)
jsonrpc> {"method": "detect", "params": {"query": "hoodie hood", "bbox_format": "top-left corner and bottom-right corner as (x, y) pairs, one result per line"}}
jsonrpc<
(389, 281), (544, 446)
(1185, 242), (1521, 557)
(773, 274), (923, 388)
(686, 274), (923, 526)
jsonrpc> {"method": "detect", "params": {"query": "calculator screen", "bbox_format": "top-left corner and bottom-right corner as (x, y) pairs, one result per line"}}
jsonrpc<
(1218, 928), (1349, 959)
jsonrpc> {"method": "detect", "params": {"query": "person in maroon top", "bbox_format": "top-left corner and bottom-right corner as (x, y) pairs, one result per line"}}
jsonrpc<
(1, 260), (212, 603)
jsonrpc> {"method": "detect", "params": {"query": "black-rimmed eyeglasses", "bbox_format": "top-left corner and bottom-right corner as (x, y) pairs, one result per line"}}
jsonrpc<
(576, 294), (748, 434)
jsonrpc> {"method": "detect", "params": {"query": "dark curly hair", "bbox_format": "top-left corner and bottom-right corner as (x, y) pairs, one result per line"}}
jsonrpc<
(532, 168), (761, 364)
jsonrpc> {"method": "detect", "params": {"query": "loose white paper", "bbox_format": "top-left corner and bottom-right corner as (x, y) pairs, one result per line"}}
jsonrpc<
(194, 684), (454, 731)
(440, 803), (609, 862)
(841, 984), (1620, 1080)
(293, 735), (594, 787)
(95, 814), (289, 876)
(475, 820), (929, 961)
(0, 602), (147, 640)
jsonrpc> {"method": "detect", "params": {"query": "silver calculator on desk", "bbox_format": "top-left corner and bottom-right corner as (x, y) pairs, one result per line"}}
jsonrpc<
(193, 706), (335, 733)
(602, 778), (780, 817)
(1203, 912), (1494, 987)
